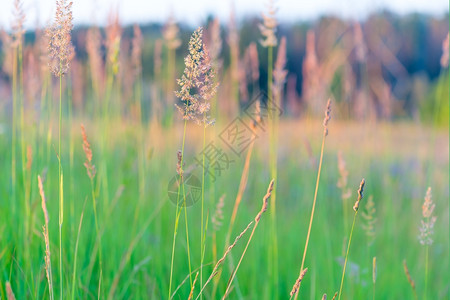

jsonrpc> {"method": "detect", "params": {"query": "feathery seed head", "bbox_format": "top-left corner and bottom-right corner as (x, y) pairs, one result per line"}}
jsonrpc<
(176, 150), (183, 177)
(321, 294), (327, 300)
(255, 179), (274, 222)
(175, 27), (218, 126)
(46, 0), (74, 77)
(12, 0), (25, 46)
(419, 187), (436, 245)
(290, 268), (308, 297)
(353, 178), (365, 212)
(259, 0), (278, 47)
(323, 99), (332, 136)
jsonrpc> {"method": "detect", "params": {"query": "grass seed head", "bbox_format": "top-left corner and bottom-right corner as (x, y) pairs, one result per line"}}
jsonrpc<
(290, 268), (308, 297)
(353, 178), (365, 212)
(323, 99), (331, 136)
(419, 187), (436, 245)
(46, 0), (74, 77)
(403, 259), (416, 290)
(259, 0), (277, 47)
(175, 27), (218, 126)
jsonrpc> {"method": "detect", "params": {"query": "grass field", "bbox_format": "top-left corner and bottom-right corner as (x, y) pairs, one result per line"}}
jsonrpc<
(0, 0), (449, 299)
(0, 116), (448, 299)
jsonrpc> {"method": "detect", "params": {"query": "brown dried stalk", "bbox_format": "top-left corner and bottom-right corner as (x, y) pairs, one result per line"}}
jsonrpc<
(195, 221), (254, 300)
(403, 260), (418, 300)
(188, 272), (200, 300)
(290, 268), (308, 298)
(222, 180), (274, 299)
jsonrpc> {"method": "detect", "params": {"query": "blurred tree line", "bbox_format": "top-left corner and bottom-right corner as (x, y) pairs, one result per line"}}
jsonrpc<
(1, 11), (448, 125)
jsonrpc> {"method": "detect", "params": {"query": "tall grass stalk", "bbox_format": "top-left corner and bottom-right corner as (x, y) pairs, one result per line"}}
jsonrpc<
(259, 2), (279, 291)
(58, 71), (64, 300)
(338, 179), (365, 300)
(419, 187), (436, 300)
(200, 117), (207, 298)
(71, 198), (87, 300)
(81, 124), (102, 296)
(211, 133), (256, 298)
(222, 180), (274, 299)
(46, 1), (74, 296)
(267, 44), (280, 292)
(168, 119), (189, 297)
(11, 37), (18, 216)
(293, 100), (331, 300)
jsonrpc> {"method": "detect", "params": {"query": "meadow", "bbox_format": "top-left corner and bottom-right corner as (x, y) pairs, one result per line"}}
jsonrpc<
(0, 0), (449, 299)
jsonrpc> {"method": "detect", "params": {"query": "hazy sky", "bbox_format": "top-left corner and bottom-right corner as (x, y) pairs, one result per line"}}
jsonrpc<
(1, 0), (448, 29)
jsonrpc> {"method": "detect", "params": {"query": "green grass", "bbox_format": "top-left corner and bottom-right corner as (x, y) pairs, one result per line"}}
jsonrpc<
(0, 116), (448, 299)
